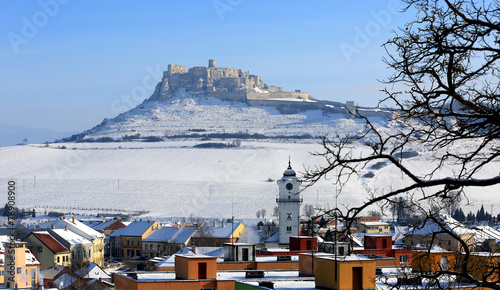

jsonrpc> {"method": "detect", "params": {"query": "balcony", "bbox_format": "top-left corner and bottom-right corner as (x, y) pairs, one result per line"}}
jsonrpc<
(276, 197), (303, 204)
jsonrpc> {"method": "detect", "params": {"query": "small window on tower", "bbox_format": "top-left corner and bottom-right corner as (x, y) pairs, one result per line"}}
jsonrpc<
(286, 226), (292, 232)
(287, 213), (292, 220)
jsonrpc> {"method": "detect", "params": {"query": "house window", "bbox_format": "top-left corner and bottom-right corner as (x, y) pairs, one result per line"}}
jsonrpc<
(127, 240), (130, 246)
(17, 267), (21, 274)
(31, 269), (37, 286)
(287, 213), (292, 220)
(400, 255), (408, 264)
(286, 226), (292, 232)
(150, 244), (153, 250)
(57, 256), (60, 263)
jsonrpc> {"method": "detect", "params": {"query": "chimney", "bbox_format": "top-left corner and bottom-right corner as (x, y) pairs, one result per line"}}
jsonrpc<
(72, 217), (75, 224)
(222, 220), (226, 228)
(148, 219), (150, 223)
(51, 225), (55, 229)
(64, 226), (68, 231)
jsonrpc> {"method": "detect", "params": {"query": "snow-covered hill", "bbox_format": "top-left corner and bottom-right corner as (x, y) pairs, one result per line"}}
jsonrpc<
(63, 90), (382, 142)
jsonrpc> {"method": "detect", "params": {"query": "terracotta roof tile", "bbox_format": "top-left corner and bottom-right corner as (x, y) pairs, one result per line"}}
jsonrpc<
(32, 232), (69, 254)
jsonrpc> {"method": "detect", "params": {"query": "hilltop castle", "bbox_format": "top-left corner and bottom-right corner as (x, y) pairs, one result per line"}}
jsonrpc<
(149, 59), (389, 116)
(149, 59), (316, 113)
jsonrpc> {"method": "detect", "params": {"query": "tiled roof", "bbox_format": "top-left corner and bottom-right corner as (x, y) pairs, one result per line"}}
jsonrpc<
(31, 231), (69, 254)
(95, 219), (126, 232)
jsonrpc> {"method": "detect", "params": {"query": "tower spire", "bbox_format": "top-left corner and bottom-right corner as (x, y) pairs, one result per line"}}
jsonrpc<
(288, 156), (292, 169)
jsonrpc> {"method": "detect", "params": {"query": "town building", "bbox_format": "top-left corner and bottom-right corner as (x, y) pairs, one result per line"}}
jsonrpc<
(191, 222), (245, 247)
(404, 214), (475, 252)
(142, 226), (197, 258)
(118, 219), (158, 258)
(1, 241), (41, 288)
(356, 221), (391, 234)
(23, 231), (71, 270)
(38, 217), (106, 267)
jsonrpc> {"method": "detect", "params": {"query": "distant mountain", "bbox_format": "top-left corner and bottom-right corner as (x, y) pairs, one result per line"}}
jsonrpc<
(0, 123), (77, 147)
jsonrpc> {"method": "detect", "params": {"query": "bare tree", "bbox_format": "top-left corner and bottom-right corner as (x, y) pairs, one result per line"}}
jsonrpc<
(261, 208), (267, 219)
(303, 204), (315, 218)
(304, 0), (500, 288)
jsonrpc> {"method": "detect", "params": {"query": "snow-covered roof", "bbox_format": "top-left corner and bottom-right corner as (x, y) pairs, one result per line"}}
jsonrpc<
(0, 248), (40, 266)
(411, 214), (475, 236)
(473, 225), (500, 243)
(155, 247), (195, 268)
(210, 222), (243, 238)
(170, 226), (197, 244)
(117, 220), (156, 237)
(51, 218), (104, 240)
(265, 231), (279, 243)
(54, 273), (76, 289)
(76, 262), (111, 279)
(40, 265), (67, 280)
(50, 228), (92, 245)
(29, 231), (69, 254)
(359, 221), (390, 226)
(91, 219), (116, 231)
(143, 227), (178, 242)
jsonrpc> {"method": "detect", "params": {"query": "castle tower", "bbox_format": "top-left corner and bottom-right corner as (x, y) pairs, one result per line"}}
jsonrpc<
(208, 59), (216, 68)
(277, 160), (302, 244)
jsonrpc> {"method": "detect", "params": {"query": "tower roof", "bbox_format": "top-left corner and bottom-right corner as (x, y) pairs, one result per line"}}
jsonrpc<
(283, 160), (296, 176)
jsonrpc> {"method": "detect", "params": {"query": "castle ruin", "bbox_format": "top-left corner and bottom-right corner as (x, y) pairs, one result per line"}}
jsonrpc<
(150, 59), (309, 103)
(149, 59), (390, 116)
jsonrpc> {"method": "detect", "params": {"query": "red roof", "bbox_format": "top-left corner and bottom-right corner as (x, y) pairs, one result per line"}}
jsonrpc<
(31, 232), (69, 254)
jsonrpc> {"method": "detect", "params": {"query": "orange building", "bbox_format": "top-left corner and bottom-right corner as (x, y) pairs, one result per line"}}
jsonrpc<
(412, 248), (456, 273)
(314, 254), (376, 290)
(1, 241), (41, 288)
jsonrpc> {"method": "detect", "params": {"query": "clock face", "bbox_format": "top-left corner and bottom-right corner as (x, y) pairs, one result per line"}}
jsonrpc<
(286, 183), (293, 190)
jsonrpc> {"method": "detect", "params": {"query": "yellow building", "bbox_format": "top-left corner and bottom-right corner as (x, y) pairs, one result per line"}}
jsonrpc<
(356, 221), (390, 234)
(119, 220), (158, 258)
(191, 222), (245, 247)
(1, 241), (41, 288)
(45, 217), (106, 267)
(23, 231), (71, 270)
(314, 254), (376, 290)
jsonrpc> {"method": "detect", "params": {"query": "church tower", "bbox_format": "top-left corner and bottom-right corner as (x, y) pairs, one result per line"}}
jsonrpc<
(276, 160), (302, 244)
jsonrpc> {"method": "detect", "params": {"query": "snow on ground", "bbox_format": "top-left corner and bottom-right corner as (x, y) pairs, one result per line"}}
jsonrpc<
(0, 138), (498, 219)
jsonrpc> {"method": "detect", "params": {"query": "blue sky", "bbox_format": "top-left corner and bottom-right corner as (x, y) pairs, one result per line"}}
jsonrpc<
(0, 0), (410, 133)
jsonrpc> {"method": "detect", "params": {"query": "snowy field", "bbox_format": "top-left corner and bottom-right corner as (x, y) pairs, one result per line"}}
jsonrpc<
(0, 140), (498, 219)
